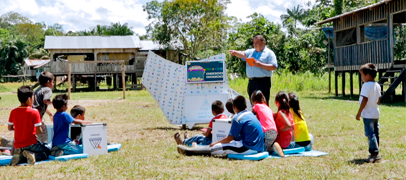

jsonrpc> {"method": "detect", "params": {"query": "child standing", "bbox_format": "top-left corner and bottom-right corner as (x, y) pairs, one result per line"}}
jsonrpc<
(251, 90), (284, 157)
(174, 100), (228, 146)
(33, 72), (55, 143)
(356, 63), (381, 163)
(8, 86), (49, 165)
(274, 91), (294, 149)
(288, 93), (313, 151)
(51, 95), (92, 156)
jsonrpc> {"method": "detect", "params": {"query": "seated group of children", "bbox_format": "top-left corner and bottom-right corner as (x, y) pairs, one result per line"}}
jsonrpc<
(6, 73), (92, 165)
(174, 90), (312, 157)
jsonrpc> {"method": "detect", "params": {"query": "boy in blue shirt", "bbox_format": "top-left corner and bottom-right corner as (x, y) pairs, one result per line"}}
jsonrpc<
(50, 94), (92, 156)
(177, 95), (264, 156)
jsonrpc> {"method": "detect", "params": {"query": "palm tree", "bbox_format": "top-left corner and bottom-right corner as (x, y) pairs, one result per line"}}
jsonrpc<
(0, 38), (29, 75)
(105, 22), (133, 35)
(280, 5), (306, 28)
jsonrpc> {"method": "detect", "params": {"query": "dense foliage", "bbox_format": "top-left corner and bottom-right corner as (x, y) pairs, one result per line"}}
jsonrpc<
(0, 0), (405, 79)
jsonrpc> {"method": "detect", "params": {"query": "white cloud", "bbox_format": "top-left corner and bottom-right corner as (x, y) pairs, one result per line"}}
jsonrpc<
(0, 0), (315, 35)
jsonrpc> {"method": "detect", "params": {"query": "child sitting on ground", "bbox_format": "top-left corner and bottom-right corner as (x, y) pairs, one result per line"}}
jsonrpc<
(225, 99), (235, 119)
(356, 63), (382, 163)
(50, 94), (92, 156)
(288, 93), (313, 151)
(8, 86), (50, 165)
(174, 100), (228, 147)
(177, 95), (264, 156)
(251, 90), (284, 157)
(273, 91), (294, 149)
(32, 72), (55, 143)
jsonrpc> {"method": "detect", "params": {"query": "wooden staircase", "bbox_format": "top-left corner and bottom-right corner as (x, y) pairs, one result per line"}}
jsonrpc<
(378, 66), (406, 102)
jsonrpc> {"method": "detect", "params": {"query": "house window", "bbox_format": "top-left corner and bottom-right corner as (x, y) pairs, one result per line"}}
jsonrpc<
(336, 28), (356, 47)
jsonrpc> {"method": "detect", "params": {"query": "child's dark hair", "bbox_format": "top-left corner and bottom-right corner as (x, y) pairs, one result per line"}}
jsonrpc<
(52, 94), (68, 110)
(71, 105), (86, 118)
(233, 95), (247, 111)
(38, 72), (54, 85)
(211, 100), (224, 114)
(251, 90), (266, 104)
(225, 99), (234, 114)
(275, 91), (290, 110)
(359, 63), (377, 78)
(17, 86), (33, 103)
(288, 93), (303, 120)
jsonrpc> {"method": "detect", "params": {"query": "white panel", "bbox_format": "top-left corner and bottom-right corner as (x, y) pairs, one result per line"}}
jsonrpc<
(82, 124), (108, 156)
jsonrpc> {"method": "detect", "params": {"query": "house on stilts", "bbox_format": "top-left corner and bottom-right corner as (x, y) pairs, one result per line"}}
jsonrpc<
(316, 0), (406, 103)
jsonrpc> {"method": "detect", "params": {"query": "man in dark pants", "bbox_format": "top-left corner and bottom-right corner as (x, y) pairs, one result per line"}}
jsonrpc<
(229, 35), (278, 104)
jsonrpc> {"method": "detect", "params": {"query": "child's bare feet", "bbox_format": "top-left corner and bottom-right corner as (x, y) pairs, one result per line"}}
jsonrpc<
(174, 132), (183, 145)
(272, 142), (285, 157)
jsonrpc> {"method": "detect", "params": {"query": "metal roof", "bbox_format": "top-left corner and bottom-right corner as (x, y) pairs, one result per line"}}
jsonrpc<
(23, 59), (50, 66)
(316, 0), (393, 25)
(44, 35), (142, 49)
(140, 40), (184, 51)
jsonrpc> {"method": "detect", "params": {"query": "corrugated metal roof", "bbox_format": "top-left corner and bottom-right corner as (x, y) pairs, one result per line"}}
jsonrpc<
(44, 35), (142, 49)
(316, 0), (393, 25)
(23, 59), (50, 66)
(140, 40), (184, 51)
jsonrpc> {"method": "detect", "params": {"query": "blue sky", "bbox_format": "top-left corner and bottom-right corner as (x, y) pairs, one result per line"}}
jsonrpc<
(0, 0), (312, 35)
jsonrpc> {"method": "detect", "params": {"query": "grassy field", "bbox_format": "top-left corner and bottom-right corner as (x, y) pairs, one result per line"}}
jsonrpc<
(0, 78), (405, 179)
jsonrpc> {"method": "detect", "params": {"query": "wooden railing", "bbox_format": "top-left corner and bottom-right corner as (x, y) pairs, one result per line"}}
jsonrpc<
(335, 39), (391, 70)
(45, 61), (137, 75)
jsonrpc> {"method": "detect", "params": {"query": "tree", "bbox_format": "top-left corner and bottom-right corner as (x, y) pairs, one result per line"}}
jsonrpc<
(144, 0), (232, 61)
(0, 38), (29, 76)
(280, 5), (306, 28)
(78, 22), (133, 36)
(15, 22), (45, 48)
(45, 23), (64, 36)
(227, 13), (285, 77)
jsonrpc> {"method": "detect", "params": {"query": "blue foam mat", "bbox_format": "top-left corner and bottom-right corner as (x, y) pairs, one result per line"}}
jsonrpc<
(0, 143), (123, 166)
(108, 144), (122, 152)
(228, 152), (269, 161)
(271, 147), (305, 155)
(49, 154), (89, 161)
(267, 150), (328, 159)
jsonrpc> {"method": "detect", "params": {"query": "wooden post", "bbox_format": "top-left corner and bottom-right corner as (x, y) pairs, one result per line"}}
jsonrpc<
(72, 75), (76, 92)
(113, 74), (117, 90)
(359, 71), (362, 94)
(68, 63), (71, 100)
(335, 71), (338, 96)
(122, 63), (126, 99)
(350, 71), (354, 98)
(328, 33), (332, 93)
(94, 74), (97, 91)
(342, 71), (346, 97)
(403, 77), (406, 103)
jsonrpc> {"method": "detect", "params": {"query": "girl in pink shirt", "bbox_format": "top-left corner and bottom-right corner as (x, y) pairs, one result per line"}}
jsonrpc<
(251, 90), (284, 156)
(274, 91), (294, 149)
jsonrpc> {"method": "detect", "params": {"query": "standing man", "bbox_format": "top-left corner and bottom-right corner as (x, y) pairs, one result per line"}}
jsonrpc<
(229, 35), (278, 104)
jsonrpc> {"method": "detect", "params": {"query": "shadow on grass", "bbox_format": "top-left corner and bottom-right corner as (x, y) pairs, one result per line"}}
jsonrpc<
(303, 93), (406, 107)
(144, 126), (203, 131)
(348, 159), (367, 165)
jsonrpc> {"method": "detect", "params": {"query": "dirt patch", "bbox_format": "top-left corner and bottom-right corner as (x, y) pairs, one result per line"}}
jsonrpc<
(68, 99), (126, 108)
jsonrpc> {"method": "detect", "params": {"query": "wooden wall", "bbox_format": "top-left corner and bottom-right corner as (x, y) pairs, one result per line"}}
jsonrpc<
(332, 0), (406, 71)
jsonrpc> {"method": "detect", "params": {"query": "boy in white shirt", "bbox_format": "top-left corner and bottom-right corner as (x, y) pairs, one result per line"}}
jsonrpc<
(356, 63), (381, 163)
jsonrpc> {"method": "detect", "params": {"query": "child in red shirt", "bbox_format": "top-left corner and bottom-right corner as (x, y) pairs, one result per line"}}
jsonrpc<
(174, 100), (228, 146)
(8, 86), (49, 165)
(274, 91), (294, 149)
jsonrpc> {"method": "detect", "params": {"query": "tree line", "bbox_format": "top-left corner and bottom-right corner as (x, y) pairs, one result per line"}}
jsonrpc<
(1, 0), (404, 79)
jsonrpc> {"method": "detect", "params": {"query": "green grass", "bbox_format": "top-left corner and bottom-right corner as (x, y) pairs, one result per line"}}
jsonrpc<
(0, 77), (405, 179)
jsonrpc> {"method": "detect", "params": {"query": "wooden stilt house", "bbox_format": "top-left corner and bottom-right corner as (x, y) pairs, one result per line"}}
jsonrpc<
(316, 0), (406, 102)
